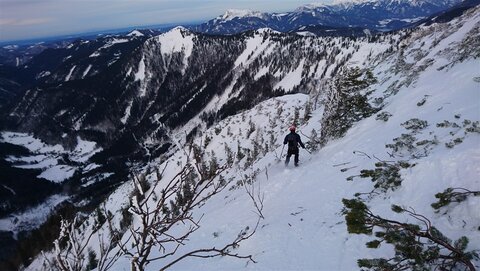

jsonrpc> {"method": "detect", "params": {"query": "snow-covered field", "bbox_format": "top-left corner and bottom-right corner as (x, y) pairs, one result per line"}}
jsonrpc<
(0, 194), (70, 237)
(89, 37), (130, 58)
(1, 133), (102, 183)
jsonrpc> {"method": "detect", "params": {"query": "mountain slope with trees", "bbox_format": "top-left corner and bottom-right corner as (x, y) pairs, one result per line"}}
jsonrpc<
(15, 6), (480, 271)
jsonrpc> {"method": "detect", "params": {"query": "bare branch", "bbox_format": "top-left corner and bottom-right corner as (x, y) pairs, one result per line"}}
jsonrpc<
(333, 161), (351, 167)
(115, 143), (255, 270)
(353, 150), (371, 159)
(243, 179), (265, 220)
(160, 218), (260, 270)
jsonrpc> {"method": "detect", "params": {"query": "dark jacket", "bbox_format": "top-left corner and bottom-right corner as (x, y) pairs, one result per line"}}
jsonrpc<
(284, 132), (305, 151)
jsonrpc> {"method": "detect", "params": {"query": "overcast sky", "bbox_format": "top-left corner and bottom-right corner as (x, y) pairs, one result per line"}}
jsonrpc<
(0, 0), (334, 42)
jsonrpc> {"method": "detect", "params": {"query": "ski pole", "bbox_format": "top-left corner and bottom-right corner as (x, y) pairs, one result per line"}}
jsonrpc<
(280, 145), (285, 158)
(299, 130), (312, 140)
(300, 130), (319, 148)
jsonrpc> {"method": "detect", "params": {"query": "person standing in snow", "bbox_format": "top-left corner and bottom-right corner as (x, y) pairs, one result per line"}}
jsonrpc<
(283, 125), (305, 167)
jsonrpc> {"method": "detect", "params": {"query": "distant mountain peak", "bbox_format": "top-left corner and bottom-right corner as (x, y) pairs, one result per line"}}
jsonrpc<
(156, 26), (193, 44)
(299, 3), (330, 9)
(332, 0), (461, 6)
(295, 3), (331, 12)
(192, 0), (465, 35)
(127, 30), (144, 37)
(331, 0), (373, 5)
(162, 26), (192, 37)
(170, 25), (189, 32)
(219, 9), (265, 21)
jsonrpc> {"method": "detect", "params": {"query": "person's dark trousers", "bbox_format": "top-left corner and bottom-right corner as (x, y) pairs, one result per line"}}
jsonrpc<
(285, 149), (299, 166)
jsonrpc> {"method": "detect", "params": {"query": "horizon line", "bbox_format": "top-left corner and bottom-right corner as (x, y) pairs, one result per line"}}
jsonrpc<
(0, 19), (205, 45)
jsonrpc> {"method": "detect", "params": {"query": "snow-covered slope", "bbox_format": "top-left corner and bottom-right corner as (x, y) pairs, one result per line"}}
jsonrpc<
(1, 22), (397, 261)
(27, 7), (480, 271)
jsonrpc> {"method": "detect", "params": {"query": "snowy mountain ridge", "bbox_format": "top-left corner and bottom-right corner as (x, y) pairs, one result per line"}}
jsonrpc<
(192, 0), (466, 34)
(331, 0), (460, 5)
(19, 6), (480, 271)
(218, 9), (267, 21)
(0, 18), (396, 258)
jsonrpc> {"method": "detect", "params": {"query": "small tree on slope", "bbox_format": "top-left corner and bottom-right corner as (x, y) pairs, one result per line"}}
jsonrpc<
(116, 156), (257, 271)
(52, 147), (258, 271)
(320, 67), (379, 146)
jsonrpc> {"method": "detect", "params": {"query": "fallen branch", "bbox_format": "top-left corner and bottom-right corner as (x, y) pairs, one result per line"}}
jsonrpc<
(353, 150), (371, 159)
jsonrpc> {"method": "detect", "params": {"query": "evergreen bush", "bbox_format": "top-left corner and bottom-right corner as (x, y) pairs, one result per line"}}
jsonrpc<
(320, 67), (379, 146)
(342, 199), (478, 271)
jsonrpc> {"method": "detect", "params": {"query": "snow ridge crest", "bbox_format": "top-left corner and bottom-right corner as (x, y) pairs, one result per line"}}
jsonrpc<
(219, 9), (266, 21)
